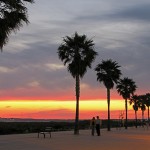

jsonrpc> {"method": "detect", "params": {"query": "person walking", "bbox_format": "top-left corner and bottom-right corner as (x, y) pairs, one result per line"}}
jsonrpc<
(90, 117), (96, 136)
(95, 116), (101, 136)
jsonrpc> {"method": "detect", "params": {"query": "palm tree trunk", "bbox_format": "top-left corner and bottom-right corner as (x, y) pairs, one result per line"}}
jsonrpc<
(142, 110), (144, 121)
(125, 98), (128, 129)
(148, 106), (149, 121)
(74, 75), (80, 135)
(107, 88), (111, 131)
(135, 110), (137, 128)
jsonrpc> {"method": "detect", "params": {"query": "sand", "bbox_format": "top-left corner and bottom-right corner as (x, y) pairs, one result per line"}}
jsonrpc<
(0, 127), (150, 150)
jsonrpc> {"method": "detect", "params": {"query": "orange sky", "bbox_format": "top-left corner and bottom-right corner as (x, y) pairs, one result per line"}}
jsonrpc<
(0, 87), (147, 120)
(0, 99), (147, 120)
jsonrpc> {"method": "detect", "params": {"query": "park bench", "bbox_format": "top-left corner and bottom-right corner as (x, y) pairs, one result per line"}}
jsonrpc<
(38, 127), (53, 138)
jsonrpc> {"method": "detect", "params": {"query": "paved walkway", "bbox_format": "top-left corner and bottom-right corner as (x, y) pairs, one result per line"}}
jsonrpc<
(0, 127), (150, 150)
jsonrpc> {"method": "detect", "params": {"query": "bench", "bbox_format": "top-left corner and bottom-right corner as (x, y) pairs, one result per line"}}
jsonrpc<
(38, 127), (53, 138)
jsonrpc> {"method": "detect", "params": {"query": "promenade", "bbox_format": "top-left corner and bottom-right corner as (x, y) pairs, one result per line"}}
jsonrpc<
(0, 127), (149, 150)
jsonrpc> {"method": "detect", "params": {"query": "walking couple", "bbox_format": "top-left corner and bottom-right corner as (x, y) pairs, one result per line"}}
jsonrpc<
(90, 116), (102, 136)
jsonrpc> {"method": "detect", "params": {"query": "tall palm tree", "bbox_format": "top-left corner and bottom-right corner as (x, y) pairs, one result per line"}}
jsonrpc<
(116, 77), (137, 129)
(95, 59), (122, 131)
(58, 32), (97, 135)
(129, 95), (139, 128)
(145, 93), (150, 121)
(0, 0), (34, 50)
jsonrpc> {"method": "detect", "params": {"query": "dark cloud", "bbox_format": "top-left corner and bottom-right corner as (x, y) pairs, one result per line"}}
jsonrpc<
(76, 3), (150, 22)
(114, 4), (150, 21)
(5, 106), (11, 108)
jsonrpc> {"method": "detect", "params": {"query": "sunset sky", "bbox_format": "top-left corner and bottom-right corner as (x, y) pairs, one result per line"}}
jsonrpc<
(0, 0), (150, 120)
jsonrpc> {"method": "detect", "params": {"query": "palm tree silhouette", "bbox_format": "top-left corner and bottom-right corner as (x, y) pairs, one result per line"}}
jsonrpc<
(58, 32), (97, 134)
(95, 59), (122, 131)
(129, 95), (139, 128)
(138, 95), (146, 121)
(116, 77), (137, 129)
(145, 93), (150, 121)
(0, 0), (34, 50)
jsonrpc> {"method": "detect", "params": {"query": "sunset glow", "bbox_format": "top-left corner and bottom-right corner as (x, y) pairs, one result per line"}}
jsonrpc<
(0, 100), (136, 119)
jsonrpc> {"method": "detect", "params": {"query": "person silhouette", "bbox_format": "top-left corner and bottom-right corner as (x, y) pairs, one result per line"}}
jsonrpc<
(95, 116), (101, 136)
(90, 117), (96, 136)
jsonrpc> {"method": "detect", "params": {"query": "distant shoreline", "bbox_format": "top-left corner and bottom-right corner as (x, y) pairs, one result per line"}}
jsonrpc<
(0, 117), (138, 122)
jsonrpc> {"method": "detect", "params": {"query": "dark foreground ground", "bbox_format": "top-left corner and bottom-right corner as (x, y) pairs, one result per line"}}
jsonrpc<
(0, 127), (150, 150)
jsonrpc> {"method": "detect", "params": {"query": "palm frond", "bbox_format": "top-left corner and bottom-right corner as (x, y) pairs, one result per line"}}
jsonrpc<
(58, 32), (97, 78)
(95, 59), (121, 89)
(0, 0), (34, 50)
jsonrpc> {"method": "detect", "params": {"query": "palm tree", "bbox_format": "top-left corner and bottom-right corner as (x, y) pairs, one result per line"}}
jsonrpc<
(58, 32), (97, 135)
(129, 95), (139, 128)
(145, 93), (150, 121)
(0, 0), (34, 50)
(116, 77), (137, 129)
(138, 95), (146, 121)
(95, 59), (122, 131)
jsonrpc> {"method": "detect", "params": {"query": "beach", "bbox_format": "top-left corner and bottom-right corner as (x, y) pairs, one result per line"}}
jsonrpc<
(0, 127), (150, 150)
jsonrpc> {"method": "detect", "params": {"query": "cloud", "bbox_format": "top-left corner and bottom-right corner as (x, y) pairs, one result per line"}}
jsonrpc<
(27, 81), (40, 87)
(5, 106), (11, 108)
(45, 63), (65, 71)
(114, 4), (150, 21)
(80, 83), (90, 89)
(16, 109), (75, 119)
(0, 66), (16, 73)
